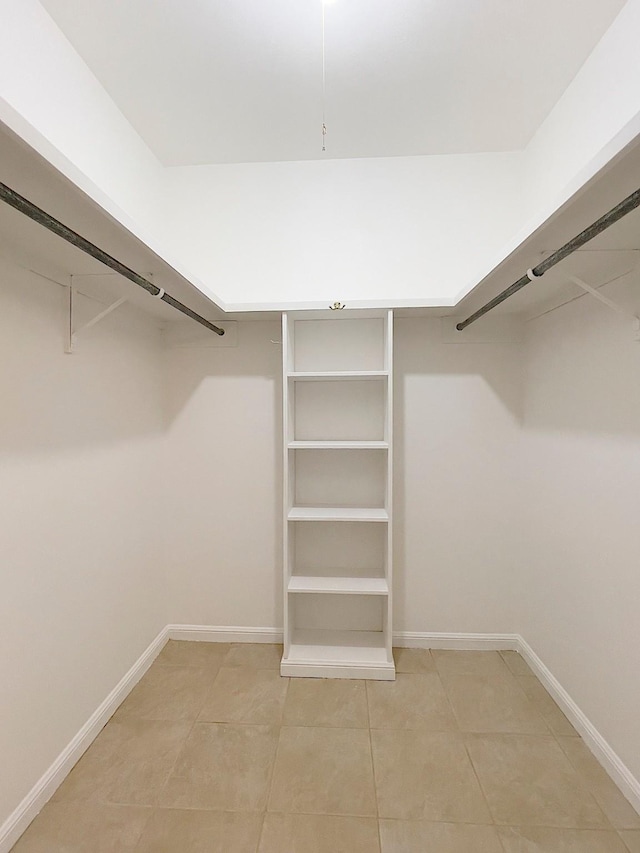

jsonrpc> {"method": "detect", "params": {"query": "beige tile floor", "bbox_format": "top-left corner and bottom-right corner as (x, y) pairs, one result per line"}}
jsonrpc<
(12, 643), (640, 852)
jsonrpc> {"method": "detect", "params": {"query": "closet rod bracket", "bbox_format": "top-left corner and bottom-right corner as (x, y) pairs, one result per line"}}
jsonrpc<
(64, 286), (128, 353)
(567, 275), (640, 341)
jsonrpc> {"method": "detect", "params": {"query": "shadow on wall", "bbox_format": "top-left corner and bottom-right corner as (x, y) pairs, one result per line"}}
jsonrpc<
(523, 274), (640, 437)
(392, 317), (525, 633)
(161, 319), (284, 626)
(0, 261), (166, 454)
(162, 320), (282, 425)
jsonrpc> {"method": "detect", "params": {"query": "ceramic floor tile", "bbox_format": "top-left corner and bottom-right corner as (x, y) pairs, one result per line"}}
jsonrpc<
(557, 737), (640, 829)
(392, 648), (435, 674)
(268, 726), (377, 816)
(259, 813), (380, 853)
(52, 719), (191, 806)
(466, 733), (609, 828)
(500, 650), (534, 676)
(283, 677), (368, 728)
(199, 667), (289, 724)
(441, 671), (549, 734)
(516, 677), (578, 737)
(11, 802), (151, 853)
(159, 722), (278, 811)
(620, 830), (640, 851)
(115, 665), (215, 721)
(498, 826), (629, 852)
(379, 819), (503, 852)
(223, 643), (283, 669)
(371, 729), (491, 822)
(367, 672), (457, 731)
(156, 640), (231, 669)
(134, 808), (263, 852)
(432, 650), (510, 677)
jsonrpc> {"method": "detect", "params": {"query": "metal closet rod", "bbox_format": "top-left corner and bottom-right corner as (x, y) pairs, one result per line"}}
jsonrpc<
(0, 181), (225, 336)
(456, 185), (640, 331)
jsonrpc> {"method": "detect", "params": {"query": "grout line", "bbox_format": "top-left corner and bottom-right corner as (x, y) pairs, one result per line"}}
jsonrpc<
(552, 735), (618, 832)
(128, 804), (156, 851)
(152, 716), (200, 807)
(254, 811), (267, 853)
(364, 679), (383, 852)
(262, 699), (287, 817)
(430, 662), (507, 839)
(505, 667), (554, 736)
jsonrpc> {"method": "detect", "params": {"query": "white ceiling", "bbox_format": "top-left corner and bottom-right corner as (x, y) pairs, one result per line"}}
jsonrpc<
(2, 112), (639, 329)
(39, 0), (626, 165)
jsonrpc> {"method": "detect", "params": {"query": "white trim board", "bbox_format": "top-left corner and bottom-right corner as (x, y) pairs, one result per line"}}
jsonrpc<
(0, 626), (169, 853)
(2, 627), (639, 852)
(166, 626), (519, 650)
(517, 636), (640, 817)
(393, 631), (519, 650)
(167, 624), (284, 644)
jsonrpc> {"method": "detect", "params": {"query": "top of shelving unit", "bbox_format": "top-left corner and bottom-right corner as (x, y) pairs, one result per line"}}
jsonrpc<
(285, 309), (392, 321)
(285, 311), (392, 375)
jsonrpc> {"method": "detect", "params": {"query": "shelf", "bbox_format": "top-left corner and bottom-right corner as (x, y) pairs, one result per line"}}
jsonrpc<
(282, 310), (394, 681)
(288, 371), (388, 382)
(288, 576), (389, 595)
(286, 629), (389, 664)
(288, 507), (389, 522)
(282, 629), (394, 679)
(288, 440), (388, 449)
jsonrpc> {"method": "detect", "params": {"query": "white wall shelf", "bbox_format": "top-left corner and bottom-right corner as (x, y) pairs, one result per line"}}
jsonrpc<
(288, 576), (389, 595)
(282, 629), (394, 680)
(288, 507), (388, 522)
(288, 440), (389, 449)
(288, 371), (389, 381)
(281, 310), (395, 680)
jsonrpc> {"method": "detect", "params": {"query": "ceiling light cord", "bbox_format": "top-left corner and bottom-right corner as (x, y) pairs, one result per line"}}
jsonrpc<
(322, 0), (327, 152)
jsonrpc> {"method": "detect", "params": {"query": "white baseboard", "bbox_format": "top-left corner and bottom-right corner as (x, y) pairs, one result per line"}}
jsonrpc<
(393, 631), (519, 650)
(167, 624), (284, 643)
(0, 626), (169, 853)
(518, 636), (640, 816)
(2, 626), (639, 852)
(166, 627), (521, 651)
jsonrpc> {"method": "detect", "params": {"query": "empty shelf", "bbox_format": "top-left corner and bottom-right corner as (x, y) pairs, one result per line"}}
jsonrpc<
(288, 507), (389, 522)
(288, 576), (389, 595)
(288, 440), (389, 449)
(281, 630), (394, 679)
(288, 371), (388, 381)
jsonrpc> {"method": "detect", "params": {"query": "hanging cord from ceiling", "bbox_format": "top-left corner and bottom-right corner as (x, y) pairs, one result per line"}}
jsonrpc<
(322, 0), (327, 152)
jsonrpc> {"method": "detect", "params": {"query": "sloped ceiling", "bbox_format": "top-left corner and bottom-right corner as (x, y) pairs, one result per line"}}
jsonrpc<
(40, 0), (625, 165)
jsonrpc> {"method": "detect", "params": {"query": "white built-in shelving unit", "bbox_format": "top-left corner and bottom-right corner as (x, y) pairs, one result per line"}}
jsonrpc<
(281, 310), (395, 680)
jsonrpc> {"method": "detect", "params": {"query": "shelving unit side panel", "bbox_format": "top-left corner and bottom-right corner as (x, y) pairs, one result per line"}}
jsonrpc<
(385, 310), (394, 662)
(282, 313), (291, 656)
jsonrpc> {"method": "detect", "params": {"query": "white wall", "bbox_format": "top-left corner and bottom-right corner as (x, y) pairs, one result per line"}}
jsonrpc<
(163, 321), (283, 628)
(0, 0), (163, 234)
(163, 153), (524, 309)
(394, 318), (523, 633)
(162, 317), (523, 634)
(523, 0), (640, 216)
(0, 258), (166, 826)
(520, 270), (640, 780)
